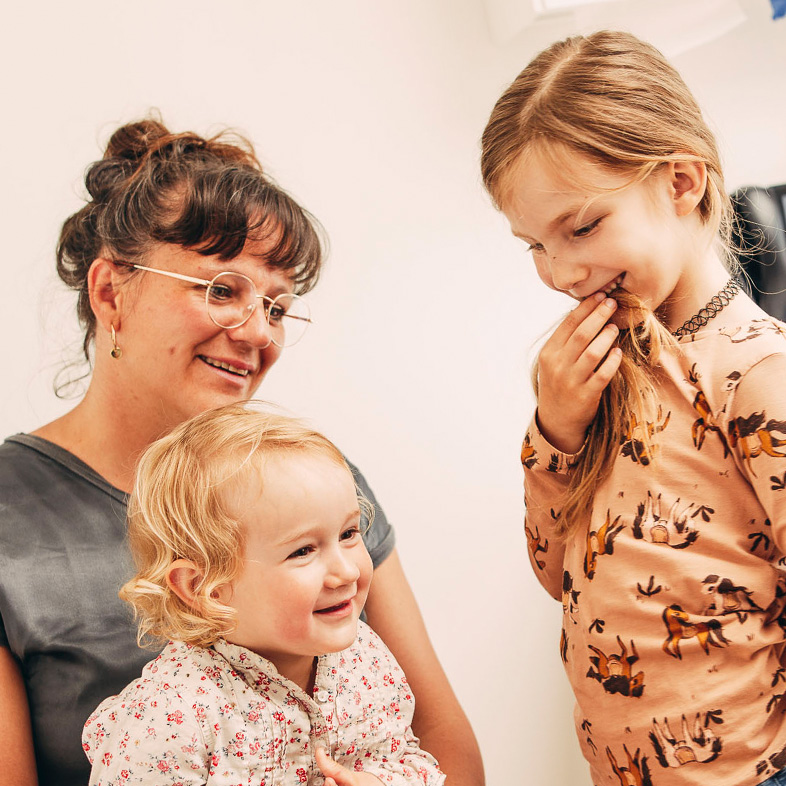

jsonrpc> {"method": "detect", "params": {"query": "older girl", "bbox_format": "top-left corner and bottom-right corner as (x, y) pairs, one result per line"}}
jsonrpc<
(483, 31), (786, 786)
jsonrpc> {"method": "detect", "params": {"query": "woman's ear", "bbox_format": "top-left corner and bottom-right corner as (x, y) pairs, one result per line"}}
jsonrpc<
(87, 257), (130, 332)
(166, 559), (231, 608)
(667, 160), (707, 217)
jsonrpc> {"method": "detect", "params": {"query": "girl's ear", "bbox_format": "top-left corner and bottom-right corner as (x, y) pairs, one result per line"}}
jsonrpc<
(166, 559), (232, 608)
(667, 160), (707, 217)
(87, 257), (131, 332)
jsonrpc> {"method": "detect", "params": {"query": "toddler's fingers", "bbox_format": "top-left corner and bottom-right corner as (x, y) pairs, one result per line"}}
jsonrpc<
(316, 747), (351, 785)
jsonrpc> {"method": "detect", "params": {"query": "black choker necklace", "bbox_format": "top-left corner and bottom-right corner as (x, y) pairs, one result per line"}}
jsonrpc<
(672, 279), (740, 338)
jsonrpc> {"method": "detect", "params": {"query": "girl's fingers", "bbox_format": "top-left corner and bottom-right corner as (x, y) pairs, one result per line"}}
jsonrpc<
(575, 322), (620, 378)
(550, 292), (606, 344)
(588, 346), (623, 391)
(549, 295), (618, 362)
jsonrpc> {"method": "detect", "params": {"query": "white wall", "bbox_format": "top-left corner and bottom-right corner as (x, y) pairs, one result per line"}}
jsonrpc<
(1, 2), (784, 784)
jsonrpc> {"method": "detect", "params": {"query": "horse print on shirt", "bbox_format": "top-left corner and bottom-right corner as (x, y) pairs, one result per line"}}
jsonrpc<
(701, 575), (762, 622)
(587, 635), (645, 697)
(661, 605), (731, 659)
(584, 511), (624, 580)
(649, 712), (723, 769)
(728, 410), (786, 475)
(620, 407), (670, 466)
(632, 491), (701, 549)
(606, 745), (653, 786)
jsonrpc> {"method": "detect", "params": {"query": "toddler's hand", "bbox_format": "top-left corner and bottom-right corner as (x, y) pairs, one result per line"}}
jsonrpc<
(536, 293), (622, 453)
(316, 747), (384, 786)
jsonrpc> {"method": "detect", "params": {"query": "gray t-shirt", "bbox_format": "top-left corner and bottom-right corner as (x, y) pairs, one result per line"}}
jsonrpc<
(0, 434), (395, 786)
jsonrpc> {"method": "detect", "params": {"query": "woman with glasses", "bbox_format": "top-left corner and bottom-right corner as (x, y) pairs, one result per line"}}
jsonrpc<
(0, 118), (483, 786)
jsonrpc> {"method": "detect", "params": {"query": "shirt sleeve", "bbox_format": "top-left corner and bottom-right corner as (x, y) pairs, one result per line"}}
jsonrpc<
(82, 691), (209, 785)
(522, 414), (583, 601)
(725, 352), (786, 555)
(0, 613), (9, 649)
(345, 458), (396, 569)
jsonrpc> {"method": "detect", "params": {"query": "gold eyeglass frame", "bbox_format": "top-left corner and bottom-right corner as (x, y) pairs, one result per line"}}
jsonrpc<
(113, 260), (312, 347)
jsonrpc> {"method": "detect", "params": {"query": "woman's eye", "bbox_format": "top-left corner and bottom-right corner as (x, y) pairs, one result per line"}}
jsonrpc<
(574, 218), (601, 238)
(207, 283), (235, 302)
(287, 545), (314, 559)
(340, 527), (360, 542)
(267, 304), (286, 323)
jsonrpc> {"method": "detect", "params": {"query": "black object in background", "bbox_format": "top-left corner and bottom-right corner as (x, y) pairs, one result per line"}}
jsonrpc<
(731, 184), (786, 321)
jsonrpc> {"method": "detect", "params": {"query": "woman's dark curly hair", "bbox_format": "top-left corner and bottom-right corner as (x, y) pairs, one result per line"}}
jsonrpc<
(57, 115), (325, 365)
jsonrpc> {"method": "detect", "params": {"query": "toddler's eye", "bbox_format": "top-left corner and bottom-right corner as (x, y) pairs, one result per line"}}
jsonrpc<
(527, 243), (545, 254)
(287, 545), (314, 559)
(340, 527), (360, 542)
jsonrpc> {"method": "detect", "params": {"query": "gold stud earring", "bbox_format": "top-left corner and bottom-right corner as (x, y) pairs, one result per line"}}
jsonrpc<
(110, 324), (122, 359)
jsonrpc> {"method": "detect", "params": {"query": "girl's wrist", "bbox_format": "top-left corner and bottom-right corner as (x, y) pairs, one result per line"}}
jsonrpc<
(534, 411), (587, 455)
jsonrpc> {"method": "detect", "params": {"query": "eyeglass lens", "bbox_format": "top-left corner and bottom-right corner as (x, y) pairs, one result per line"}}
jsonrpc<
(205, 272), (310, 347)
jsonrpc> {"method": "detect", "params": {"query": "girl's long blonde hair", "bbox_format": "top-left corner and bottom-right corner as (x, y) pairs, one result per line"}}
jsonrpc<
(481, 31), (733, 535)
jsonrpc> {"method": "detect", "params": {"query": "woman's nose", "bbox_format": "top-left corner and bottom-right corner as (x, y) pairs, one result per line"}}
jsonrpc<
(226, 306), (274, 349)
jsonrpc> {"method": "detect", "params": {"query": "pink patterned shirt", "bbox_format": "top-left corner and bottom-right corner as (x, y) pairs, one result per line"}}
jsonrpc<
(82, 621), (443, 786)
(524, 315), (786, 786)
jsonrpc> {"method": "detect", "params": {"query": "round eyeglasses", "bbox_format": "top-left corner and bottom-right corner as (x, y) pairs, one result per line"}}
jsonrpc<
(114, 262), (312, 348)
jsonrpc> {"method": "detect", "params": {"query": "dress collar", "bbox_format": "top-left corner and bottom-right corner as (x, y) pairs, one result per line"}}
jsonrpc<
(209, 638), (340, 702)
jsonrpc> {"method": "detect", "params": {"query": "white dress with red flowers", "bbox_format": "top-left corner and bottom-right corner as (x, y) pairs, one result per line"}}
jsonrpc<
(82, 622), (443, 786)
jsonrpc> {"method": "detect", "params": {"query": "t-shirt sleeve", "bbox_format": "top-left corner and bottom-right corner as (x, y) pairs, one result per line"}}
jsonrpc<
(0, 612), (9, 649)
(726, 352), (786, 555)
(345, 458), (396, 569)
(522, 414), (583, 600)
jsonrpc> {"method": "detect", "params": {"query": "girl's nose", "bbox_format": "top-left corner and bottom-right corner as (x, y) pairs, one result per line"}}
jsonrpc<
(226, 305), (274, 349)
(549, 256), (589, 294)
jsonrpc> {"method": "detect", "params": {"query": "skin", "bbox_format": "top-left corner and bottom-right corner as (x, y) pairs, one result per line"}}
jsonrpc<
(317, 746), (385, 786)
(500, 147), (734, 454)
(168, 454), (374, 692)
(1, 237), (484, 785)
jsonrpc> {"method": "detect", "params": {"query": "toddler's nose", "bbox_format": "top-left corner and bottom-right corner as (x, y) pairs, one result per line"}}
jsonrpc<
(326, 549), (361, 587)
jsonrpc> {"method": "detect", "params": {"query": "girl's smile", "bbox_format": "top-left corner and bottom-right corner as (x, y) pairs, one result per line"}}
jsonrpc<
(499, 146), (723, 331)
(216, 452), (373, 689)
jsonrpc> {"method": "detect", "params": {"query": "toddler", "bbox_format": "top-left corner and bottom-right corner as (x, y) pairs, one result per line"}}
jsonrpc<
(82, 403), (444, 786)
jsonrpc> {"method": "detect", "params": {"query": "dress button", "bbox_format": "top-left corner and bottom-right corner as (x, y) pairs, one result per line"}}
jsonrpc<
(315, 689), (330, 703)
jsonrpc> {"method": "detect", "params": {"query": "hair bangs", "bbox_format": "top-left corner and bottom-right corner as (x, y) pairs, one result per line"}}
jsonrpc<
(148, 166), (323, 294)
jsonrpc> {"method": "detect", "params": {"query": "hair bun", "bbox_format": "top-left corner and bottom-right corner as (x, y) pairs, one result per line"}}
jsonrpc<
(105, 118), (171, 163)
(83, 119), (173, 203)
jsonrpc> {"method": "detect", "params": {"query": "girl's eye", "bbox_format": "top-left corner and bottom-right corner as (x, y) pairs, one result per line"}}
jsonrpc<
(287, 545), (314, 560)
(527, 243), (545, 254)
(340, 527), (360, 543)
(574, 218), (602, 238)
